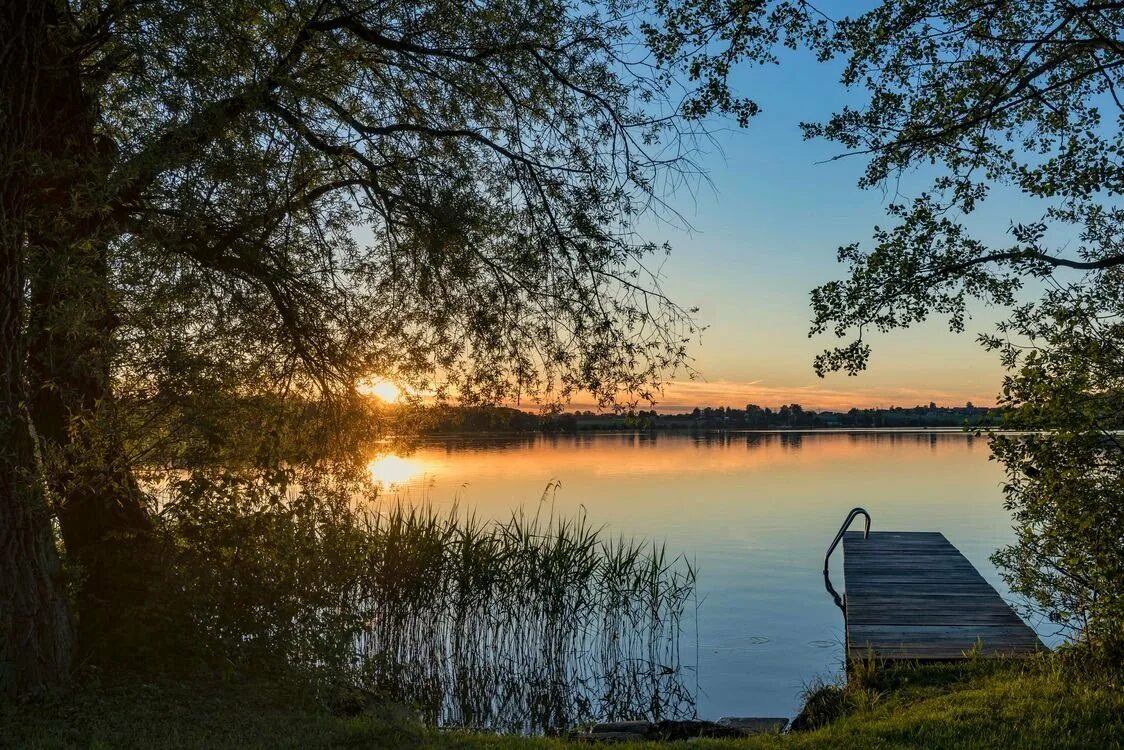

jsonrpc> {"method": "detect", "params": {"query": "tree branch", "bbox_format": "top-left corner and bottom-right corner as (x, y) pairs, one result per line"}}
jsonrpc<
(932, 249), (1124, 278)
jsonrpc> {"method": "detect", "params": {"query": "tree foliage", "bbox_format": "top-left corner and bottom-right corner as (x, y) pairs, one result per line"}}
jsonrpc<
(89, 0), (727, 410)
(986, 276), (1124, 657)
(798, 0), (1124, 378)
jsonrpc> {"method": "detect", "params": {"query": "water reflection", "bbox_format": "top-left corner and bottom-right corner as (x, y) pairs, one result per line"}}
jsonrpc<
(374, 431), (1044, 719)
(367, 454), (428, 487)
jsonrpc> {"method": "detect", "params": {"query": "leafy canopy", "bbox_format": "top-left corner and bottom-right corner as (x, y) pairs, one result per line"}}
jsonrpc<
(68, 0), (768, 415)
(798, 0), (1124, 374)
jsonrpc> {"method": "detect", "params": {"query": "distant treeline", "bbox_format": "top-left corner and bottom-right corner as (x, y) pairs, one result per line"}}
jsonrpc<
(418, 402), (1005, 434)
(416, 405), (542, 434)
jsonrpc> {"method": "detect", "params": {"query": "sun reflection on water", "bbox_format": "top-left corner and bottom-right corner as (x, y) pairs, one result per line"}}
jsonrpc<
(367, 454), (427, 486)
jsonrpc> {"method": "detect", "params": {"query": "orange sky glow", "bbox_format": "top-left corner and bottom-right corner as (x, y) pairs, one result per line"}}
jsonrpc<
(557, 378), (999, 413)
(653, 380), (996, 412)
(368, 375), (1000, 415)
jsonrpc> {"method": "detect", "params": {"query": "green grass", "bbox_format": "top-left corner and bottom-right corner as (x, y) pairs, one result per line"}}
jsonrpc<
(3, 656), (1122, 749)
(763, 655), (1124, 750)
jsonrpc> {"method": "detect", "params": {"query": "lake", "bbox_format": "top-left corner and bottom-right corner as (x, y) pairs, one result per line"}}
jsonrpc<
(367, 430), (1057, 721)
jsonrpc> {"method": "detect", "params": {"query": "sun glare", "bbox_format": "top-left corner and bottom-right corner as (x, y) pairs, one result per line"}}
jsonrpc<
(359, 379), (403, 403)
(367, 455), (425, 486)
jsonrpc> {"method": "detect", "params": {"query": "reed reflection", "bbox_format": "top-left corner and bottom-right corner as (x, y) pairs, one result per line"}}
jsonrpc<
(353, 506), (697, 734)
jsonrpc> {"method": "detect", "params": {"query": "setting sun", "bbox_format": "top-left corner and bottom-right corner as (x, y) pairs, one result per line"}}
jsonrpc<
(359, 379), (402, 403)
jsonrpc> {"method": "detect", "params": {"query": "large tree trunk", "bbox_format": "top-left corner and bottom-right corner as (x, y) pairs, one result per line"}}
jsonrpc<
(0, 256), (73, 696)
(0, 0), (75, 695)
(0, 0), (155, 670)
(19, 1), (157, 668)
(25, 247), (156, 667)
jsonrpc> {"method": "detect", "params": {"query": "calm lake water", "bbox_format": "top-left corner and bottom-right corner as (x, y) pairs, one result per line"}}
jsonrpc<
(368, 430), (1057, 720)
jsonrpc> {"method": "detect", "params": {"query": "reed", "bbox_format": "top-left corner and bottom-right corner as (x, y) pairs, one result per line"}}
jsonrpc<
(155, 469), (697, 734)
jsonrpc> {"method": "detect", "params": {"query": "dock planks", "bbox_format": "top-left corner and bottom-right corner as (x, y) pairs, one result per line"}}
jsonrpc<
(842, 531), (1044, 661)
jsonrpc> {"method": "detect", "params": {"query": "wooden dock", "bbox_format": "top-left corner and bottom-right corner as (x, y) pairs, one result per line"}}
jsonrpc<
(842, 531), (1044, 661)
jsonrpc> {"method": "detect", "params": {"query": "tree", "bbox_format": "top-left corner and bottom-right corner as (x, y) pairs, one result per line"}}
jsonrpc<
(658, 0), (1124, 655)
(1, 0), (757, 690)
(987, 278), (1124, 656)
(0, 0), (75, 693)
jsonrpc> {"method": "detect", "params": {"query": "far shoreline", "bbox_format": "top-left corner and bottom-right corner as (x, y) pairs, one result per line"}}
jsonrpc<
(377, 427), (1041, 443)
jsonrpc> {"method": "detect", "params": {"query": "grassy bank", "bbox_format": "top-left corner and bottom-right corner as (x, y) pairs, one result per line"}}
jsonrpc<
(4, 656), (1121, 749)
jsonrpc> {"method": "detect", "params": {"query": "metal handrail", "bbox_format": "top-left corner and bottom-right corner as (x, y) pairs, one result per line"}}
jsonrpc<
(823, 507), (871, 575)
(823, 507), (870, 612)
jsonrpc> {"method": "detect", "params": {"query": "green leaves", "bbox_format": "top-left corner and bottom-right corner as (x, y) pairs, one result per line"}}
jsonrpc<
(984, 276), (1124, 656)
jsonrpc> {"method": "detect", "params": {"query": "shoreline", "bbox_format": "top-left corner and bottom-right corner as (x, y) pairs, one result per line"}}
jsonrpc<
(375, 427), (1039, 442)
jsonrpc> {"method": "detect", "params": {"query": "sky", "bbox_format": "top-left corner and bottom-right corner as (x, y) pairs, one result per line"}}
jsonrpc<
(635, 46), (1043, 412)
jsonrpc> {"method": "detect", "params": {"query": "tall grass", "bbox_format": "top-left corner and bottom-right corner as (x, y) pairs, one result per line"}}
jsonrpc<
(152, 468), (697, 734)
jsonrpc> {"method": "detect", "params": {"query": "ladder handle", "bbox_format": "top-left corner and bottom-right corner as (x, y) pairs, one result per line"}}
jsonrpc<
(823, 507), (870, 612)
(823, 507), (870, 575)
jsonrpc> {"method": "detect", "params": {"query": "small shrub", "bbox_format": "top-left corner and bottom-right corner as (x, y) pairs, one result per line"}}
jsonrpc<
(790, 679), (849, 731)
(790, 662), (886, 732)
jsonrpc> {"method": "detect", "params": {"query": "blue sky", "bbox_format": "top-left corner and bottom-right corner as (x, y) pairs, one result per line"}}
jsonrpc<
(642, 45), (1043, 411)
